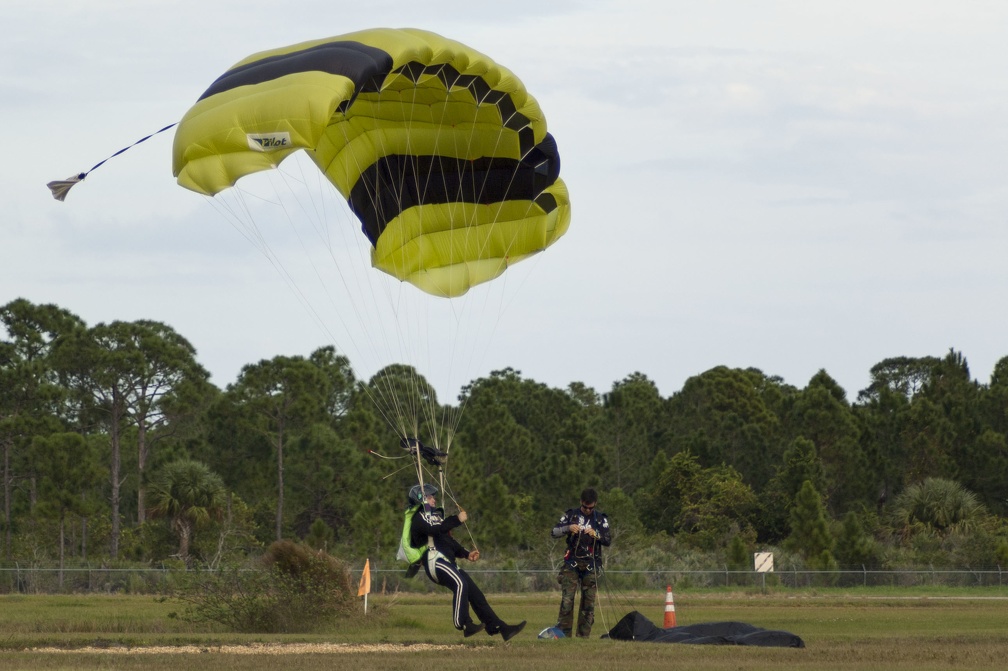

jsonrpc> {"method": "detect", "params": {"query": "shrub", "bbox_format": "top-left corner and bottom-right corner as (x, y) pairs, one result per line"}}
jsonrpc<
(167, 540), (356, 633)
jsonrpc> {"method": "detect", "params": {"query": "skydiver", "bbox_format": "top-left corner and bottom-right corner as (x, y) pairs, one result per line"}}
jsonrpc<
(402, 483), (526, 641)
(551, 487), (611, 638)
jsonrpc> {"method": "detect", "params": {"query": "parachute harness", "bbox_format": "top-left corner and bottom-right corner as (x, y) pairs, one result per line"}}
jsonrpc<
(379, 433), (477, 567)
(404, 435), (478, 554)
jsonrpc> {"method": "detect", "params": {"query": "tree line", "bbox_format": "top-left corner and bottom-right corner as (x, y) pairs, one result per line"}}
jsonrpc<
(3, 297), (1007, 574)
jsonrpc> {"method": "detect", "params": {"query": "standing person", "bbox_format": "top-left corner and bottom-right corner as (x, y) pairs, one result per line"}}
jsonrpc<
(403, 483), (527, 641)
(551, 487), (611, 638)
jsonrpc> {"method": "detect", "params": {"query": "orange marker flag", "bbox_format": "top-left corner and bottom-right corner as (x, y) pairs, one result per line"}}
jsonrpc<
(358, 558), (371, 614)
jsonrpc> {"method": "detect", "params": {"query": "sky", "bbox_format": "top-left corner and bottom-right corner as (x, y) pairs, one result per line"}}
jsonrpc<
(4, 0), (1008, 404)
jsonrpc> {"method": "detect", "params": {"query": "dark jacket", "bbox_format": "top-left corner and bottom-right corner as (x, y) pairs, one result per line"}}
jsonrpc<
(551, 507), (611, 569)
(410, 505), (470, 562)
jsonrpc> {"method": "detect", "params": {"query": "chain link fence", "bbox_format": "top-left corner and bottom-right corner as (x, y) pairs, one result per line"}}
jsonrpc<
(2, 564), (1007, 595)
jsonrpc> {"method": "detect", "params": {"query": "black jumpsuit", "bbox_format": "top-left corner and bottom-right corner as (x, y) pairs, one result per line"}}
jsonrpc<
(410, 505), (507, 633)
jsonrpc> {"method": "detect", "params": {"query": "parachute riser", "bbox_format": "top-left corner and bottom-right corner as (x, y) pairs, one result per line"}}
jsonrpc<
(398, 434), (476, 553)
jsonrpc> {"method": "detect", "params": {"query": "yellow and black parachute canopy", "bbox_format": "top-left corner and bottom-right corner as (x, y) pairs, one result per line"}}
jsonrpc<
(172, 28), (570, 297)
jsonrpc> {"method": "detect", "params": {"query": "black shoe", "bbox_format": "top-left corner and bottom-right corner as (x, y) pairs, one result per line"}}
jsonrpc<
(464, 621), (485, 637)
(499, 620), (526, 642)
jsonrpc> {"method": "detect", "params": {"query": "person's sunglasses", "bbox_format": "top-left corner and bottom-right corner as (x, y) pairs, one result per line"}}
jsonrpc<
(581, 503), (595, 511)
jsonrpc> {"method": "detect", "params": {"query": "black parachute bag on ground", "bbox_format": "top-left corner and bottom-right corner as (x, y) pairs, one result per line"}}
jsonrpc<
(605, 611), (804, 648)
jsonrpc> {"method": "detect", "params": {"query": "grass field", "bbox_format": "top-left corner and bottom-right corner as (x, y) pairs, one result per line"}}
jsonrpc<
(2, 588), (1008, 670)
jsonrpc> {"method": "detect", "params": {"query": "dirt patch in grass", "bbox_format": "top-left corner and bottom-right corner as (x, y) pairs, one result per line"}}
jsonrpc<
(31, 642), (471, 655)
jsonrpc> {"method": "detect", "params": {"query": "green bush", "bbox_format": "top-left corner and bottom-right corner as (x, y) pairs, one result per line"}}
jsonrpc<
(166, 540), (357, 632)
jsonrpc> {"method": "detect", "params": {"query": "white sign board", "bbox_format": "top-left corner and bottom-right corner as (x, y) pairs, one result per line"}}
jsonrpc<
(754, 552), (774, 573)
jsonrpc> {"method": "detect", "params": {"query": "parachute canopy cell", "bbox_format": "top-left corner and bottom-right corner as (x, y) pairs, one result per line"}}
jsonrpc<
(172, 28), (571, 297)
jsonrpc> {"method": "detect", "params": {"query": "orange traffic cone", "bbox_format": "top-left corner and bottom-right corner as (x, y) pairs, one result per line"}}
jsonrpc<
(663, 585), (677, 628)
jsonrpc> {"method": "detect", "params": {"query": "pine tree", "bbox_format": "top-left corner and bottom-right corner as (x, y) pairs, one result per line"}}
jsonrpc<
(786, 480), (837, 570)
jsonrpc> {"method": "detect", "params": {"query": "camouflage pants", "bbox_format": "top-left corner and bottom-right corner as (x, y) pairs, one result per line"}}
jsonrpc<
(556, 565), (597, 638)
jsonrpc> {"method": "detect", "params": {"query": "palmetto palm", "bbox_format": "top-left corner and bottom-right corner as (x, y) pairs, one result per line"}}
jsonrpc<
(891, 477), (986, 540)
(148, 459), (226, 566)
